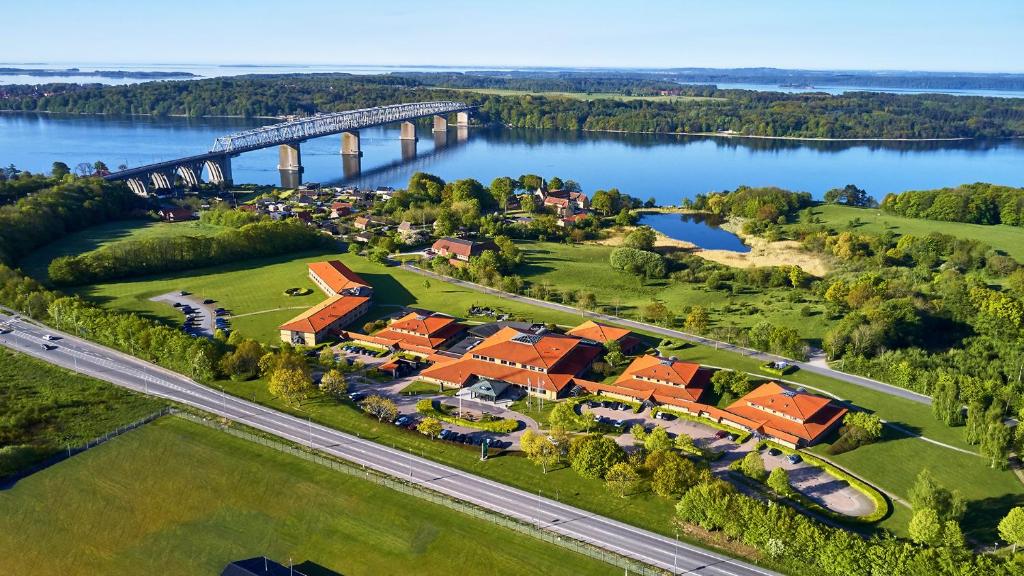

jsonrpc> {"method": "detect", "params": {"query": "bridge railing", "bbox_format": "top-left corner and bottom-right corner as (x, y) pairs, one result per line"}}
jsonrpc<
(209, 101), (472, 154)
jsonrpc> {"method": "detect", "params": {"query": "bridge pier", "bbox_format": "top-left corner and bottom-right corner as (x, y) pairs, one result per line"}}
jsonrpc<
(456, 111), (470, 127)
(401, 138), (417, 161)
(278, 143), (303, 174)
(205, 156), (233, 188)
(433, 129), (448, 149)
(126, 177), (149, 197)
(342, 154), (361, 178)
(400, 121), (418, 141)
(432, 115), (448, 133)
(341, 131), (362, 156)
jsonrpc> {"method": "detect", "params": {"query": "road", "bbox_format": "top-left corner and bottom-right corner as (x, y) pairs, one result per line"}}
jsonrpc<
(0, 311), (776, 576)
(402, 262), (931, 405)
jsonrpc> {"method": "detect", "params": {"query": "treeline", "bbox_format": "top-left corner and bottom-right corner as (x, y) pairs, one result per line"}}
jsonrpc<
(48, 220), (333, 285)
(3, 74), (1024, 138)
(687, 186), (812, 231)
(881, 183), (1024, 225)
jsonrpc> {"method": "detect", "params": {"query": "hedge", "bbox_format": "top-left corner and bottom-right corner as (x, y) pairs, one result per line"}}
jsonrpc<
(651, 406), (753, 444)
(416, 399), (520, 434)
(758, 440), (890, 524)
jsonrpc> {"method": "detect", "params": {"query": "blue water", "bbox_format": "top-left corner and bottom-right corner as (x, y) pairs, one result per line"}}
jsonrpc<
(639, 213), (750, 252)
(1, 113), (1022, 205)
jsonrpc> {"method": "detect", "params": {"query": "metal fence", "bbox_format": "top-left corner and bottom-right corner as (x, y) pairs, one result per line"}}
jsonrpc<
(174, 411), (666, 575)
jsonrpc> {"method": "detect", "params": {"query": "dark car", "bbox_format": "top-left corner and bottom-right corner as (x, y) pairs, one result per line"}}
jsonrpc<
(203, 299), (215, 305)
(787, 454), (802, 464)
(768, 448), (782, 456)
(179, 290), (189, 296)
(438, 429), (452, 440)
(348, 392), (366, 402)
(394, 415), (411, 427)
(714, 430), (730, 439)
(0, 328), (11, 335)
(172, 302), (183, 308)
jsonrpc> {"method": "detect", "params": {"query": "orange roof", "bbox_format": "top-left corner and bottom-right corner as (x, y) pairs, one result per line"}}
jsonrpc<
(308, 260), (370, 294)
(279, 296), (369, 334)
(469, 327), (587, 371)
(544, 196), (570, 207)
(618, 355), (701, 387)
(388, 312), (460, 337)
(421, 357), (576, 393)
(725, 383), (847, 444)
(567, 321), (633, 344)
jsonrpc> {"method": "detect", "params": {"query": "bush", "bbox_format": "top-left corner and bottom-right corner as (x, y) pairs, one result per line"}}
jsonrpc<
(415, 399), (519, 433)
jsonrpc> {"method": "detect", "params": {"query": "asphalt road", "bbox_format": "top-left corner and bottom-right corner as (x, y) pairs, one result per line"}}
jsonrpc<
(0, 311), (776, 576)
(403, 262), (932, 405)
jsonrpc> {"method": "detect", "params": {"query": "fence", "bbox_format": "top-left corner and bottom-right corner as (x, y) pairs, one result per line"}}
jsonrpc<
(174, 411), (667, 576)
(2, 407), (173, 487)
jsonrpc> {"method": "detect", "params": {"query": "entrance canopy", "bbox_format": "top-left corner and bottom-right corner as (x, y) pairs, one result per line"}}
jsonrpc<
(468, 378), (511, 401)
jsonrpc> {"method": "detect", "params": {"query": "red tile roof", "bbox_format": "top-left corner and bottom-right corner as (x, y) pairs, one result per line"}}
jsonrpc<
(431, 237), (478, 258)
(469, 327), (585, 372)
(619, 355), (701, 388)
(278, 295), (369, 333)
(309, 260), (370, 294)
(567, 321), (632, 344)
(375, 312), (464, 349)
(725, 383), (847, 444)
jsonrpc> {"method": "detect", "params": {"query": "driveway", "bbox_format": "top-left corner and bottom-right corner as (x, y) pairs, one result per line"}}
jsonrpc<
(150, 291), (221, 337)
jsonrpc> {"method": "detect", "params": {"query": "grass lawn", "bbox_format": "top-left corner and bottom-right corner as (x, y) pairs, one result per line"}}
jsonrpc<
(789, 205), (1024, 261)
(19, 219), (228, 283)
(0, 348), (164, 478)
(72, 249), (587, 344)
(0, 416), (616, 576)
(452, 87), (725, 103)
(399, 380), (452, 396)
(517, 240), (832, 339)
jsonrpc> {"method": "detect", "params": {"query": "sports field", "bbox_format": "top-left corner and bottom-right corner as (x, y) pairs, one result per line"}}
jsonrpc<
(0, 416), (616, 576)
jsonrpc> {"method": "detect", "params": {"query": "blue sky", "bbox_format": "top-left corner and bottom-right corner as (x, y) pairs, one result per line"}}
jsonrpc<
(3, 0), (1021, 72)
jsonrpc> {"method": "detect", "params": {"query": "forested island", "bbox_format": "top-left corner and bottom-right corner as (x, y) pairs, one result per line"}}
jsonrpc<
(0, 67), (196, 79)
(2, 74), (1023, 139)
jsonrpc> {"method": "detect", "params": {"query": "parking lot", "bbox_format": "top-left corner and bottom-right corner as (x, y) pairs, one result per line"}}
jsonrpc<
(150, 291), (229, 338)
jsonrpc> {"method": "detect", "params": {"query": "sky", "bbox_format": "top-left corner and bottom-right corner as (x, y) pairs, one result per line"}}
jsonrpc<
(2, 0), (1022, 72)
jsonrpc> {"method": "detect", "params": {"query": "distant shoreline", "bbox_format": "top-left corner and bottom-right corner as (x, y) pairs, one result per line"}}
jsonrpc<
(0, 67), (196, 80)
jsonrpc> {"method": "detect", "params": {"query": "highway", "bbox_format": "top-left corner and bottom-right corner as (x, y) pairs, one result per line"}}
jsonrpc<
(402, 263), (932, 405)
(0, 311), (777, 576)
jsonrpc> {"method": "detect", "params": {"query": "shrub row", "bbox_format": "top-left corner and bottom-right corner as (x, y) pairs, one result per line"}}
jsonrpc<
(415, 399), (519, 433)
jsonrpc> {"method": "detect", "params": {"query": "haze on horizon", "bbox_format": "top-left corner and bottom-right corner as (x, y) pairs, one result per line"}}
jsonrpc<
(3, 0), (1022, 73)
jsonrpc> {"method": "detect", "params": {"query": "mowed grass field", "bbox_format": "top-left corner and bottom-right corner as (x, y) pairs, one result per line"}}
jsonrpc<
(0, 417), (616, 576)
(452, 87), (725, 103)
(518, 240), (832, 339)
(790, 205), (1024, 260)
(20, 219), (228, 282)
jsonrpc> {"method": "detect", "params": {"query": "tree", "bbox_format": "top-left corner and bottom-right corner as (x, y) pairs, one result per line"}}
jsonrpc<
(965, 400), (987, 445)
(603, 339), (626, 367)
(710, 369), (750, 397)
(651, 453), (701, 497)
(549, 400), (586, 431)
(569, 434), (625, 479)
(360, 395), (399, 422)
(268, 367), (314, 405)
(577, 291), (597, 310)
(623, 226), (657, 251)
(909, 508), (943, 546)
(741, 450), (767, 481)
(644, 426), (674, 453)
(842, 411), (884, 445)
(490, 176), (516, 212)
(520, 429), (561, 473)
(417, 417), (443, 438)
(767, 467), (791, 496)
(981, 421), (1011, 469)
(318, 346), (336, 368)
(684, 306), (709, 333)
(931, 372), (965, 426)
(50, 161), (70, 178)
(605, 462), (641, 497)
(674, 432), (695, 453)
(824, 184), (874, 207)
(675, 479), (734, 531)
(998, 506), (1024, 553)
(908, 469), (966, 523)
(644, 300), (670, 324)
(319, 369), (347, 400)
(219, 339), (264, 381)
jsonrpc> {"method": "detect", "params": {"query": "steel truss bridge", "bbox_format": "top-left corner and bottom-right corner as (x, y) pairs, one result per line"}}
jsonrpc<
(104, 101), (474, 196)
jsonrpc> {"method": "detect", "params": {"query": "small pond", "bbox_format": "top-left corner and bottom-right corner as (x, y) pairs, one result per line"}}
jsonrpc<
(638, 212), (751, 252)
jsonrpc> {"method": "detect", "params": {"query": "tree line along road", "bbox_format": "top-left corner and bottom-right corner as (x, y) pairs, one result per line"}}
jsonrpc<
(0, 310), (776, 576)
(401, 262), (932, 405)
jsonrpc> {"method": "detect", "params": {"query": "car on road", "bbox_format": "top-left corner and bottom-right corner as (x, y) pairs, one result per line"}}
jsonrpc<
(40, 343), (54, 350)
(768, 448), (782, 457)
(0, 328), (12, 335)
(42, 334), (58, 341)
(787, 454), (802, 464)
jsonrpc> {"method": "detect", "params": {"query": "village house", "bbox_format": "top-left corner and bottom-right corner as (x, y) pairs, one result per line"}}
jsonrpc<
(430, 237), (497, 263)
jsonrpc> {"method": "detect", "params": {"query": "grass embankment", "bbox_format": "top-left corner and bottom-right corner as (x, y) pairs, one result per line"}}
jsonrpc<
(517, 240), (832, 339)
(787, 205), (1024, 261)
(19, 219), (227, 282)
(0, 348), (164, 478)
(0, 417), (616, 576)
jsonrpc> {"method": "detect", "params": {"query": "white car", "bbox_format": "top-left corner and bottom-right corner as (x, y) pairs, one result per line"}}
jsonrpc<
(43, 334), (57, 341)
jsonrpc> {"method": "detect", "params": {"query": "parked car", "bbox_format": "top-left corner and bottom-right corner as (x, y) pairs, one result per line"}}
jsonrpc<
(768, 448), (782, 457)
(394, 415), (411, 427)
(179, 290), (189, 296)
(613, 419), (625, 428)
(203, 299), (215, 304)
(172, 302), (183, 308)
(714, 430), (730, 439)
(348, 391), (366, 402)
(787, 454), (802, 464)
(438, 429), (452, 440)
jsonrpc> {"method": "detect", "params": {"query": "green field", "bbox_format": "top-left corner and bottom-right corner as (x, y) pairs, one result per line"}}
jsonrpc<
(517, 240), (832, 339)
(20, 218), (228, 282)
(790, 205), (1024, 260)
(0, 348), (164, 478)
(0, 416), (615, 576)
(453, 87), (724, 103)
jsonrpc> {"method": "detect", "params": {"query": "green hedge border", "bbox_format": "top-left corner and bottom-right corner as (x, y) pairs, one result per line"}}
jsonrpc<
(416, 399), (520, 434)
(757, 440), (890, 524)
(651, 406), (753, 444)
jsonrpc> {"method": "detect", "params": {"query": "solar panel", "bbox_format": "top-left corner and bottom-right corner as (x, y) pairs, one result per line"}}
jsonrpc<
(781, 390), (797, 397)
(511, 333), (544, 345)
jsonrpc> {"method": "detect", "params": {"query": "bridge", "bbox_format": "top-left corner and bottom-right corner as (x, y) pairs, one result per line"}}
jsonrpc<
(104, 101), (474, 195)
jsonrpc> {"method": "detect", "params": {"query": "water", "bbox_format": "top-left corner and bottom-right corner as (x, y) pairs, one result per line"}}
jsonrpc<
(638, 213), (750, 252)
(1, 113), (1022, 205)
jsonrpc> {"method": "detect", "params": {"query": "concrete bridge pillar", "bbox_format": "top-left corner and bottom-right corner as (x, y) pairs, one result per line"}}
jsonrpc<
(278, 143), (303, 173)
(456, 111), (470, 127)
(205, 156), (233, 188)
(432, 115), (448, 133)
(400, 121), (418, 141)
(126, 177), (149, 197)
(341, 131), (362, 156)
